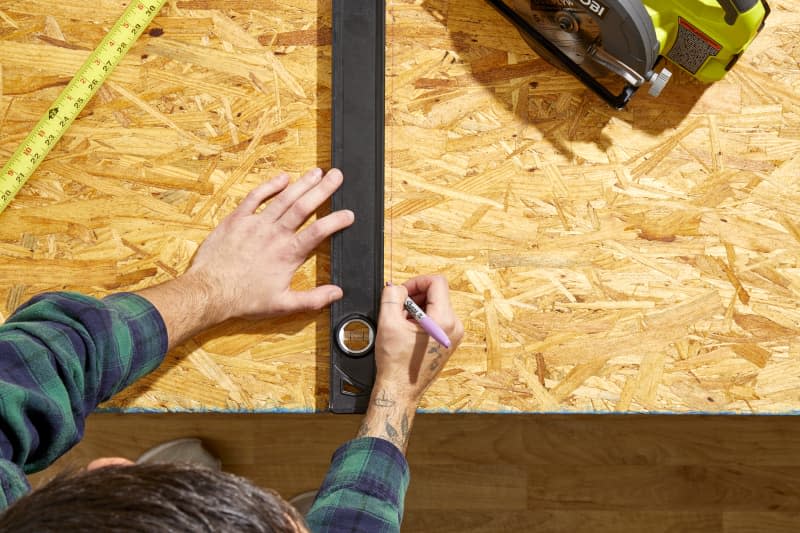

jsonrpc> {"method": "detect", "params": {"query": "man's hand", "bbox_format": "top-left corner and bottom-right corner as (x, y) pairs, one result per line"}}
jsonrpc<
(375, 276), (463, 402)
(356, 275), (464, 453)
(186, 167), (353, 320)
(136, 168), (354, 348)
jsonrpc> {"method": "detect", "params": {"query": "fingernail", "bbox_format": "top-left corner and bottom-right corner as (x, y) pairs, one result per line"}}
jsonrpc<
(385, 281), (392, 287)
(312, 168), (323, 182)
(328, 169), (343, 183)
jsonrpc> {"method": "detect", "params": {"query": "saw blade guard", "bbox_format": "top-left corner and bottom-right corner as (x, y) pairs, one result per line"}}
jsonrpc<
(506, 0), (660, 81)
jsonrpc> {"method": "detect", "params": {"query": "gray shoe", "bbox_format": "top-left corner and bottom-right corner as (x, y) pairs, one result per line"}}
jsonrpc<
(136, 438), (221, 470)
(288, 490), (319, 515)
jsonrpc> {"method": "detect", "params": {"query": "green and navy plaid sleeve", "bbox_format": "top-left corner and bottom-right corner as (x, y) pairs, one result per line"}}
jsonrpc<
(305, 437), (410, 533)
(0, 292), (167, 508)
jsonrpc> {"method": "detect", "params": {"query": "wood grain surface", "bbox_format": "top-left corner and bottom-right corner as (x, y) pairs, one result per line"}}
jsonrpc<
(2, 0), (800, 413)
(25, 412), (800, 532)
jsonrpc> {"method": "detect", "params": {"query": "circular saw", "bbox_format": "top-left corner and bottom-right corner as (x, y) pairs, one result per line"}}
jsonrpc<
(486, 0), (771, 108)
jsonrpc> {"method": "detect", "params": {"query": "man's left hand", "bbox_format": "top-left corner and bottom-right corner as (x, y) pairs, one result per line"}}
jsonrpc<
(184, 167), (354, 322)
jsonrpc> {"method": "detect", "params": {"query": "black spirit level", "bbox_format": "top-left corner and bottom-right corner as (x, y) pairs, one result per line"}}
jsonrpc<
(329, 0), (385, 413)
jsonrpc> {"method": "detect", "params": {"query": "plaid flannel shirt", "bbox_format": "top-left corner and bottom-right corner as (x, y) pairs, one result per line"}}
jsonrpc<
(0, 292), (409, 532)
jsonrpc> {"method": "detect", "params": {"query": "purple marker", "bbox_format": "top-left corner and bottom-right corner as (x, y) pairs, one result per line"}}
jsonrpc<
(403, 296), (451, 349)
(386, 282), (451, 348)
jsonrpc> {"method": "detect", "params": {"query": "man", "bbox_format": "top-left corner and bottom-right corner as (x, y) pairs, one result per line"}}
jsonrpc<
(0, 168), (464, 532)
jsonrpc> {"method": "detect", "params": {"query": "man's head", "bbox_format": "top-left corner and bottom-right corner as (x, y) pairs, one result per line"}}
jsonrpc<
(0, 463), (310, 532)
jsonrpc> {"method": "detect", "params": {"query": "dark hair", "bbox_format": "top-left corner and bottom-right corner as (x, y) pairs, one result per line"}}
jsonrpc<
(0, 463), (307, 532)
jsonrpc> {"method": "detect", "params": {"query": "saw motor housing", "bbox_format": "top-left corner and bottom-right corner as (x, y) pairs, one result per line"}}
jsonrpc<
(645, 0), (770, 83)
(487, 0), (770, 108)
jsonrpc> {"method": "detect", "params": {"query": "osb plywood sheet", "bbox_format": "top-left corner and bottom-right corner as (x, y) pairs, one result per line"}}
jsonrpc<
(2, 0), (799, 414)
(0, 0), (332, 411)
(385, 0), (800, 413)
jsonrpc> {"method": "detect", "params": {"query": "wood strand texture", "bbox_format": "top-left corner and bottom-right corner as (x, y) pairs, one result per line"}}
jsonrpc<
(385, 0), (800, 414)
(0, 0), (332, 411)
(1, 0), (799, 413)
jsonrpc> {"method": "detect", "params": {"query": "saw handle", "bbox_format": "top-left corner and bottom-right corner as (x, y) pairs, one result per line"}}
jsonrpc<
(716, 0), (759, 25)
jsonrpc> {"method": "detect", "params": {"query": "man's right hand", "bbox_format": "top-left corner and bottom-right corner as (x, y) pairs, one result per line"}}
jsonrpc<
(375, 276), (463, 403)
(355, 275), (463, 454)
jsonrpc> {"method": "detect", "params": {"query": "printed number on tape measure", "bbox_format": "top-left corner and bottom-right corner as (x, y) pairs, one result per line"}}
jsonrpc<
(0, 0), (166, 214)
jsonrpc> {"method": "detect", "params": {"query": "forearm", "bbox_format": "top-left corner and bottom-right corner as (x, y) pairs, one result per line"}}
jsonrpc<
(304, 384), (417, 531)
(0, 292), (166, 487)
(357, 385), (418, 454)
(134, 271), (227, 350)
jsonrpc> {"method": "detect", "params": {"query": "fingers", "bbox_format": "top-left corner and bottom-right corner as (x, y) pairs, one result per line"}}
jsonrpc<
(233, 174), (290, 216)
(403, 275), (463, 346)
(403, 274), (438, 297)
(278, 168), (345, 230)
(259, 167), (324, 222)
(260, 168), (345, 230)
(294, 209), (355, 256)
(403, 275), (452, 321)
(378, 283), (409, 327)
(283, 285), (344, 313)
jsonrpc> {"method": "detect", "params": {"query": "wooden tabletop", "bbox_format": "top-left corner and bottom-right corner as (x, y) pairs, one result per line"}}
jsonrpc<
(1, 0), (799, 413)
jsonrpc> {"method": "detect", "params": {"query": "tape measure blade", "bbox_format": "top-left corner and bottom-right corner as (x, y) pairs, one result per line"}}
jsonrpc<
(0, 0), (167, 214)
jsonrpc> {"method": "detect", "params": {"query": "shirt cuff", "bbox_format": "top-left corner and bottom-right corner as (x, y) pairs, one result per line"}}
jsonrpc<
(305, 437), (410, 532)
(102, 292), (169, 383)
(329, 437), (410, 504)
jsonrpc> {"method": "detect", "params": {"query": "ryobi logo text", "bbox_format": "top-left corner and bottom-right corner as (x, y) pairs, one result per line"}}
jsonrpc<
(578, 0), (607, 18)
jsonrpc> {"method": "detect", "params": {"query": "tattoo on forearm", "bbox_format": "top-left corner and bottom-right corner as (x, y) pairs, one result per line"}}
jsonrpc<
(359, 390), (415, 452)
(381, 413), (411, 452)
(373, 389), (396, 408)
(428, 345), (445, 372)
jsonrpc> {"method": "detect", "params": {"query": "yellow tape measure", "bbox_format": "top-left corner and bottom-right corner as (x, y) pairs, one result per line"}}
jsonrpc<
(0, 0), (166, 215)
